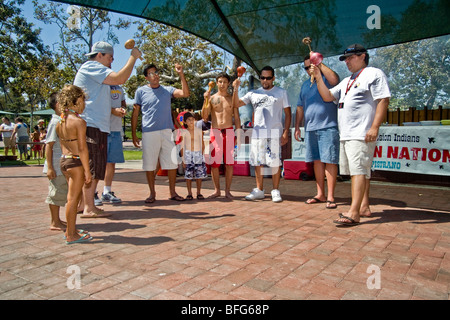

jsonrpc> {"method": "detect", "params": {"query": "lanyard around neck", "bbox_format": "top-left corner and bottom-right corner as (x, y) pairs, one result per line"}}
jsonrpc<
(345, 68), (365, 95)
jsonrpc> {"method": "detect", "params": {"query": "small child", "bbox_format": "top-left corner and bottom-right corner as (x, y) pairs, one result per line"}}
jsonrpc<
(30, 125), (41, 159)
(56, 84), (93, 244)
(180, 112), (207, 200)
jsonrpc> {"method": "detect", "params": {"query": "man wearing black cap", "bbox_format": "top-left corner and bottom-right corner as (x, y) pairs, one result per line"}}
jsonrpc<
(312, 44), (391, 226)
(74, 41), (141, 218)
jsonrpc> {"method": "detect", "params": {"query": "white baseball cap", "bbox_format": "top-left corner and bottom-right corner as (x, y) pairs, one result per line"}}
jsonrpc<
(85, 41), (114, 56)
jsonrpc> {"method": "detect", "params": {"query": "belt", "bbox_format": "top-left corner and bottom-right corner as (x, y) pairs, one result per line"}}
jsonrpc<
(61, 155), (81, 159)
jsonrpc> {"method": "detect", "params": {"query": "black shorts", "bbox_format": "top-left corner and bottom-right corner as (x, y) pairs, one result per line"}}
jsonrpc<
(86, 127), (108, 180)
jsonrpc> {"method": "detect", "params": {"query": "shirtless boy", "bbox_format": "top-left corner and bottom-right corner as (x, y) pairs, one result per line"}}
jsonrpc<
(202, 72), (241, 198)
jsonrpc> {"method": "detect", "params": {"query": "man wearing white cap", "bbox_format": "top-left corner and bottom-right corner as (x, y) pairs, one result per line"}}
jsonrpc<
(312, 44), (390, 226)
(74, 41), (141, 218)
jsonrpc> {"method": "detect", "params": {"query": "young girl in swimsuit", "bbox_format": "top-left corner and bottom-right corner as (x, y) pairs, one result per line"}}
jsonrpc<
(56, 85), (93, 244)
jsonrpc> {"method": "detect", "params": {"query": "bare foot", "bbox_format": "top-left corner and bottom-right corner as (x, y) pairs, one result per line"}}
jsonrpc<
(225, 192), (234, 199)
(50, 221), (67, 231)
(207, 192), (221, 199)
(360, 207), (372, 217)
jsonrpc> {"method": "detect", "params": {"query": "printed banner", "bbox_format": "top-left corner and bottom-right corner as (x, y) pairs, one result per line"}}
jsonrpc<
(372, 126), (450, 176)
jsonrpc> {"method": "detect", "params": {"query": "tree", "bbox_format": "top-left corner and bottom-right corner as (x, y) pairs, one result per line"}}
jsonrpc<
(0, 0), (51, 112)
(124, 20), (225, 110)
(371, 36), (449, 109)
(33, 1), (132, 74)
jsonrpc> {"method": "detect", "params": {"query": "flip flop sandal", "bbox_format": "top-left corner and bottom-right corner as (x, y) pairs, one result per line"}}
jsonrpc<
(186, 195), (194, 200)
(197, 194), (205, 200)
(144, 197), (155, 203)
(305, 197), (324, 204)
(334, 215), (359, 226)
(169, 195), (185, 201)
(326, 201), (338, 209)
(80, 212), (112, 218)
(65, 233), (93, 245)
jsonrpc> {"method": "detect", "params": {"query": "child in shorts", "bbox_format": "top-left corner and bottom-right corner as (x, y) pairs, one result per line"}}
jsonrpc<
(180, 112), (207, 200)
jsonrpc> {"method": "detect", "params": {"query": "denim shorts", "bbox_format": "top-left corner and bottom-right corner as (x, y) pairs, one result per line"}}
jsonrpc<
(107, 131), (125, 163)
(305, 126), (339, 164)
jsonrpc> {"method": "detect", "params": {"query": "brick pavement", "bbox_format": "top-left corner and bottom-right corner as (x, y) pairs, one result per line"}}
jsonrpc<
(0, 164), (449, 300)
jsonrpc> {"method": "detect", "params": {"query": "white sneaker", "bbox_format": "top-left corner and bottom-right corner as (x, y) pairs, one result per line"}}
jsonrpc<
(245, 188), (265, 201)
(271, 189), (282, 203)
(94, 192), (103, 206)
(101, 191), (122, 204)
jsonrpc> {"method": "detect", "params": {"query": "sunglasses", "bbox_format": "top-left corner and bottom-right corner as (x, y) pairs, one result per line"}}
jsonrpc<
(304, 66), (311, 70)
(147, 71), (159, 76)
(260, 76), (273, 80)
(343, 47), (366, 55)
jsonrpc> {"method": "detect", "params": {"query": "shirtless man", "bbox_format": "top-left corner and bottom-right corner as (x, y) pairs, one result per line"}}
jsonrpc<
(202, 72), (241, 198)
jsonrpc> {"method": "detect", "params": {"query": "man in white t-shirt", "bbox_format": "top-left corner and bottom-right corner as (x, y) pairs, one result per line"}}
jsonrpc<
(1, 117), (15, 156)
(312, 44), (391, 226)
(74, 41), (141, 218)
(233, 66), (291, 202)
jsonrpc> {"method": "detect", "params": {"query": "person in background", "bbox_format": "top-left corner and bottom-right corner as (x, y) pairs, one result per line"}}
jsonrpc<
(11, 117), (30, 161)
(30, 125), (42, 159)
(1, 117), (16, 156)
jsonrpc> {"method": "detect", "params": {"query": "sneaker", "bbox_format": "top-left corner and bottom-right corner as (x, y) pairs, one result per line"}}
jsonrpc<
(271, 189), (283, 203)
(94, 192), (103, 206)
(101, 191), (122, 204)
(245, 188), (265, 201)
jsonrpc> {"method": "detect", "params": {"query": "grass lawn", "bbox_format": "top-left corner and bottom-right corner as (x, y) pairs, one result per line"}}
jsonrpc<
(0, 146), (142, 166)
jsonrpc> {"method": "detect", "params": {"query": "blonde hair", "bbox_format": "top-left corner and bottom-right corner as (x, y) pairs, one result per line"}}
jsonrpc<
(57, 84), (86, 116)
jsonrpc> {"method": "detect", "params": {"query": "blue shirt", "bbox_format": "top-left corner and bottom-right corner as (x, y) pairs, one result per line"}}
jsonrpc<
(74, 61), (113, 133)
(297, 76), (338, 132)
(134, 85), (176, 132)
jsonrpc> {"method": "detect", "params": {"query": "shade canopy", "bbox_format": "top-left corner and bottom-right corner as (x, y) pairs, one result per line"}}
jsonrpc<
(51, 0), (449, 71)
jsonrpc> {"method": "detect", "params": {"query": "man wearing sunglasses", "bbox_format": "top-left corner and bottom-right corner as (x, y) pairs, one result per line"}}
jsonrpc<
(233, 66), (291, 203)
(312, 44), (390, 226)
(295, 55), (340, 209)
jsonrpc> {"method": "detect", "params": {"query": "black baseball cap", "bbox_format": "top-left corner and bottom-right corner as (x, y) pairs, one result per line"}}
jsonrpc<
(339, 44), (367, 61)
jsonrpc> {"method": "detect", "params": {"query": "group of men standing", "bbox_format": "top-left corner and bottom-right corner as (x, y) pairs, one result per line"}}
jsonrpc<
(47, 39), (390, 228)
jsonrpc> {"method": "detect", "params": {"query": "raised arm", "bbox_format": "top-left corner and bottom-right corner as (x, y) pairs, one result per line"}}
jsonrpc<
(311, 65), (336, 102)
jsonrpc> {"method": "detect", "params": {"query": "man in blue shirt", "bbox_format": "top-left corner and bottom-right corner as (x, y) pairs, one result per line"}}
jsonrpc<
(132, 63), (190, 203)
(294, 55), (340, 209)
(74, 41), (141, 218)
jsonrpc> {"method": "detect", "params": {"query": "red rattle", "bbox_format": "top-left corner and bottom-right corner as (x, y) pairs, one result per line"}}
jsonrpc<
(302, 37), (323, 84)
(237, 66), (246, 78)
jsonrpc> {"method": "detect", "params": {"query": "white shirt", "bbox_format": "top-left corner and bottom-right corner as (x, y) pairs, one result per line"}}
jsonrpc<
(241, 86), (290, 139)
(330, 67), (390, 141)
(110, 85), (126, 133)
(1, 122), (14, 138)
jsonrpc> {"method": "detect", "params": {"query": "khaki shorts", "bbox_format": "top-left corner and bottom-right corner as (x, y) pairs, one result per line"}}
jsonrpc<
(45, 174), (68, 207)
(142, 129), (178, 171)
(3, 137), (15, 148)
(339, 140), (376, 179)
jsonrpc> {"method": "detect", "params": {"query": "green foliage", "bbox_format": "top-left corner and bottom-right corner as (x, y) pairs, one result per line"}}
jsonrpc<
(123, 21), (224, 110)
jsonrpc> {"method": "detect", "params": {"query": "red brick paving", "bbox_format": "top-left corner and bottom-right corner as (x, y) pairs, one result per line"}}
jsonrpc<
(0, 164), (449, 300)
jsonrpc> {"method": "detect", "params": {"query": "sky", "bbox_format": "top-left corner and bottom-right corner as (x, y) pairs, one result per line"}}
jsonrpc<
(20, 0), (143, 99)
